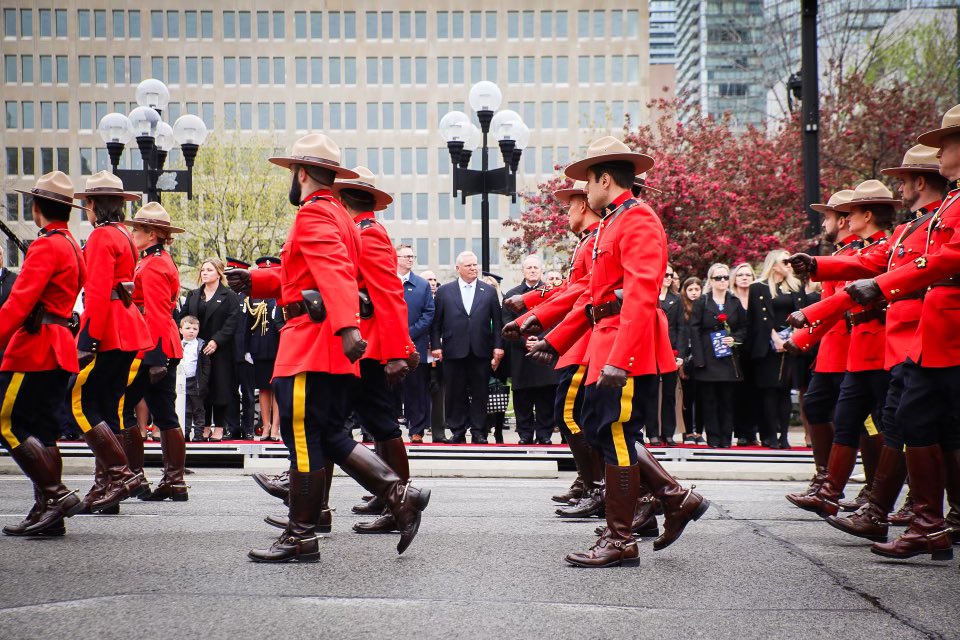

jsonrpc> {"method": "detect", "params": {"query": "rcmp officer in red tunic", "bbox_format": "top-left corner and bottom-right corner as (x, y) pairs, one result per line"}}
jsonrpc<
(846, 105), (960, 560)
(527, 138), (709, 567)
(227, 135), (429, 563)
(120, 202), (187, 502)
(67, 171), (152, 514)
(1, 171), (88, 537)
(782, 189), (859, 503)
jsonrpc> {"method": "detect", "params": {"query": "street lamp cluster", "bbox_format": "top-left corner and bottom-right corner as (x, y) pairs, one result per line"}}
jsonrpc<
(96, 78), (209, 203)
(439, 81), (531, 272)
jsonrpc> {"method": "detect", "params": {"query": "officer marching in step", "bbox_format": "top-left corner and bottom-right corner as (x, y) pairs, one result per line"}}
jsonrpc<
(782, 181), (898, 518)
(69, 172), (153, 515)
(502, 181), (662, 538)
(781, 189), (859, 505)
(526, 137), (709, 567)
(845, 104), (960, 561)
(1, 171), (88, 537)
(120, 202), (188, 502)
(226, 135), (429, 563)
(787, 145), (953, 546)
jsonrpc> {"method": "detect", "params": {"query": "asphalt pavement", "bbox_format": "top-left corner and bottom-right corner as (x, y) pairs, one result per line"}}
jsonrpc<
(0, 472), (956, 640)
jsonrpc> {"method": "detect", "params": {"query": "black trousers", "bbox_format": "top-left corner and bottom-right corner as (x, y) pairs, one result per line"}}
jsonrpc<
(681, 377), (703, 435)
(881, 364), (906, 450)
(352, 359), (403, 442)
(758, 387), (791, 443)
(513, 384), (557, 443)
(429, 363), (445, 441)
(122, 360), (181, 432)
(832, 369), (889, 448)
(66, 349), (137, 435)
(642, 371), (678, 441)
(580, 374), (657, 466)
(700, 380), (737, 447)
(273, 371), (357, 471)
(0, 369), (71, 450)
(896, 361), (960, 450)
(554, 365), (586, 438)
(802, 371), (845, 425)
(228, 360), (256, 437)
(443, 354), (490, 439)
(401, 358), (430, 436)
(185, 377), (206, 436)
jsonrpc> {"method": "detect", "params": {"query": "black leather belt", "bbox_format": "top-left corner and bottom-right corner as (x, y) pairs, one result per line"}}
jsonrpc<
(930, 275), (960, 288)
(892, 290), (924, 301)
(845, 306), (885, 330)
(588, 299), (622, 324)
(41, 312), (74, 328)
(282, 301), (311, 321)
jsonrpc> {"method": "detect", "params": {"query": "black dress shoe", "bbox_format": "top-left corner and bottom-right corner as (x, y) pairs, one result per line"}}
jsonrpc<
(517, 438), (534, 445)
(762, 439), (781, 449)
(445, 436), (466, 444)
(736, 438), (751, 447)
(648, 437), (663, 446)
(471, 436), (489, 444)
(535, 439), (553, 445)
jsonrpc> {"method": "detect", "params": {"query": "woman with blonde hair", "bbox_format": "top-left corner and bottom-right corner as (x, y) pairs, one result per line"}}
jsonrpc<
(747, 250), (805, 449)
(182, 257), (242, 441)
(731, 262), (760, 446)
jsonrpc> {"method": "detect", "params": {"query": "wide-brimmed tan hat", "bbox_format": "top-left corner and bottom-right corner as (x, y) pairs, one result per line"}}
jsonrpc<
(564, 136), (655, 181)
(74, 170), (141, 202)
(633, 172), (663, 195)
(331, 166), (393, 211)
(122, 201), (186, 234)
(833, 180), (901, 213)
(553, 181), (588, 204)
(15, 171), (88, 210)
(917, 104), (960, 148)
(880, 144), (940, 177)
(810, 189), (855, 215)
(268, 134), (359, 179)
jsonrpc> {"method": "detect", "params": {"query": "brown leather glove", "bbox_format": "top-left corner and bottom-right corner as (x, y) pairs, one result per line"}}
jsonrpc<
(786, 253), (816, 277)
(783, 339), (802, 356)
(384, 358), (410, 384)
(520, 315), (543, 336)
(845, 279), (883, 305)
(501, 320), (523, 341)
(526, 339), (558, 366)
(787, 310), (809, 329)
(226, 268), (252, 295)
(148, 365), (168, 384)
(337, 327), (367, 363)
(503, 295), (527, 314)
(407, 350), (421, 372)
(597, 365), (628, 388)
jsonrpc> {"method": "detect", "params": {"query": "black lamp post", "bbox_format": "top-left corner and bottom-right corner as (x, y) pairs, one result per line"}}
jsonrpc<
(97, 78), (208, 204)
(440, 82), (530, 273)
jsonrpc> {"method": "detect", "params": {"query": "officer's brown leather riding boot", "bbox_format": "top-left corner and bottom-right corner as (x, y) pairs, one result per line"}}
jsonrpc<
(566, 464), (640, 567)
(787, 443), (857, 518)
(264, 460), (337, 533)
(354, 437), (412, 534)
(786, 422), (833, 502)
(78, 457), (107, 515)
(351, 442), (387, 515)
(839, 433), (882, 511)
(248, 468), (323, 563)
(633, 444), (709, 550)
(3, 445), (67, 536)
(339, 443), (430, 554)
(871, 445), (953, 561)
(888, 491), (915, 525)
(943, 447), (960, 544)
(826, 445), (906, 542)
(595, 487), (660, 538)
(253, 469), (290, 503)
(83, 422), (143, 512)
(142, 429), (188, 501)
(122, 427), (150, 495)
(552, 476), (584, 504)
(10, 437), (82, 535)
(557, 437), (605, 518)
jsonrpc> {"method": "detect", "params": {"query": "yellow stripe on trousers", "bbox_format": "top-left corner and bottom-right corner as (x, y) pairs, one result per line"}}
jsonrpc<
(292, 373), (309, 472)
(118, 358), (142, 430)
(563, 366), (587, 435)
(1, 373), (25, 449)
(71, 357), (96, 433)
(611, 378), (635, 467)
(864, 415), (878, 436)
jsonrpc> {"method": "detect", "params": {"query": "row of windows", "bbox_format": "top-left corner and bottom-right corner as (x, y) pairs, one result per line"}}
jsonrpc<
(4, 100), (213, 132)
(3, 8), (640, 42)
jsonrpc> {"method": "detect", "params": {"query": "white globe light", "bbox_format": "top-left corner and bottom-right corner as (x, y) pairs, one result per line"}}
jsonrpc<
(489, 109), (522, 141)
(173, 114), (209, 145)
(128, 106), (161, 138)
(155, 122), (175, 152)
(97, 112), (134, 144)
(439, 111), (470, 143)
(464, 124), (482, 152)
(514, 122), (531, 150)
(135, 78), (170, 111)
(468, 81), (502, 113)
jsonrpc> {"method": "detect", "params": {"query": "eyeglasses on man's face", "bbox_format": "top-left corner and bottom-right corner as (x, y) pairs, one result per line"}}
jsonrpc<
(399, 254), (415, 259)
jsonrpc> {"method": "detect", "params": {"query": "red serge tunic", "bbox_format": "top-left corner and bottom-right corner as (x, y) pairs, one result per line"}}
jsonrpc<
(353, 211), (414, 363)
(545, 191), (677, 385)
(0, 221), (86, 373)
(519, 220), (601, 312)
(249, 190), (361, 378)
(132, 244), (183, 367)
(77, 222), (152, 354)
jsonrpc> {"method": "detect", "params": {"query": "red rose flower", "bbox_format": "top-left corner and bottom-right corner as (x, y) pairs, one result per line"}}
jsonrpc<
(717, 313), (728, 323)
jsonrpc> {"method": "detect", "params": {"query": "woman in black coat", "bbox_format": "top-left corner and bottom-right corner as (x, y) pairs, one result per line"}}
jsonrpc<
(678, 276), (704, 444)
(182, 257), (242, 441)
(747, 250), (806, 449)
(690, 264), (748, 448)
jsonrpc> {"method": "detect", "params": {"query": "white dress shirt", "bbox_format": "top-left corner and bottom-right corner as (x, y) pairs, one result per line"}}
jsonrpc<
(458, 277), (476, 315)
(181, 338), (200, 378)
(398, 271), (410, 284)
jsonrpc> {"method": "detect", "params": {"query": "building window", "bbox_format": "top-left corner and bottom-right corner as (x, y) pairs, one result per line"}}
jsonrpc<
(626, 10), (639, 37)
(130, 56), (141, 83)
(381, 103), (394, 129)
(437, 11), (448, 39)
(128, 11), (140, 38)
(94, 10), (106, 38)
(21, 55), (33, 83)
(257, 102), (270, 129)
(329, 57), (341, 84)
(507, 11), (518, 38)
(578, 56), (589, 84)
(19, 9), (32, 37)
(294, 12), (306, 39)
(593, 56), (605, 83)
(185, 11), (197, 38)
(329, 12), (340, 39)
(223, 12), (235, 39)
(56, 55), (68, 83)
(239, 57), (251, 84)
(95, 56), (108, 83)
(523, 56), (535, 83)
(274, 57), (285, 85)
(238, 11), (251, 39)
(202, 102), (214, 129)
(112, 10), (124, 38)
(345, 12), (356, 38)
(201, 11), (212, 38)
(167, 57), (179, 84)
(382, 148), (394, 174)
(508, 57), (519, 84)
(56, 9), (68, 37)
(329, 103), (341, 129)
(201, 57), (213, 84)
(400, 193), (413, 221)
(295, 102), (308, 130)
(541, 56), (553, 83)
(452, 11), (463, 38)
(381, 12), (393, 38)
(22, 101), (34, 128)
(185, 57), (197, 84)
(416, 148), (427, 174)
(311, 57), (322, 83)
(224, 103), (237, 128)
(257, 11), (269, 39)
(485, 11), (497, 38)
(5, 147), (17, 175)
(239, 102), (252, 130)
(556, 11), (568, 37)
(344, 57), (355, 85)
(366, 102), (378, 129)
(557, 56), (568, 83)
(311, 103), (322, 128)
(4, 101), (15, 127)
(113, 56), (125, 84)
(78, 10), (91, 38)
(345, 102), (356, 129)
(223, 58), (236, 85)
(470, 11), (481, 39)
(79, 102), (92, 129)
(151, 10), (163, 38)
(310, 12), (322, 38)
(296, 57), (308, 84)
(3, 9), (15, 37)
(39, 55), (51, 84)
(80, 148), (93, 175)
(522, 10), (534, 38)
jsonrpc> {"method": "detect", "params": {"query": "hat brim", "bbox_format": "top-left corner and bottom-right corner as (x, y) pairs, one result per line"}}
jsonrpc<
(331, 182), (393, 211)
(122, 219), (187, 234)
(14, 189), (90, 210)
(553, 188), (588, 204)
(75, 191), (142, 202)
(833, 198), (903, 213)
(916, 125), (960, 148)
(880, 165), (941, 177)
(564, 152), (655, 181)
(809, 203), (838, 215)
(269, 156), (360, 179)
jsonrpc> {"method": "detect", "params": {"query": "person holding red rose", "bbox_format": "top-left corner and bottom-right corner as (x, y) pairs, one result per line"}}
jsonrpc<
(690, 263), (748, 448)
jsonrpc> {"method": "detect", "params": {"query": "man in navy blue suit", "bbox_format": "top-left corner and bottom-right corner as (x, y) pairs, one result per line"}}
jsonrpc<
(431, 251), (504, 443)
(396, 244), (435, 443)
